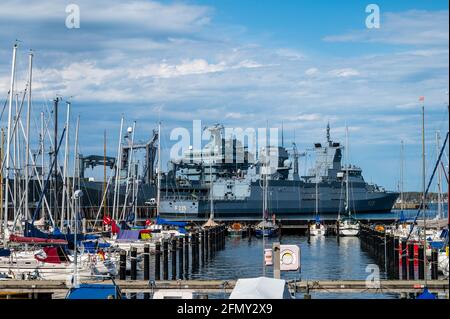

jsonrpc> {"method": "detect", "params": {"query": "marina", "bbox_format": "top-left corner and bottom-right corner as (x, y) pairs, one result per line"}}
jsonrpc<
(0, 0), (449, 304)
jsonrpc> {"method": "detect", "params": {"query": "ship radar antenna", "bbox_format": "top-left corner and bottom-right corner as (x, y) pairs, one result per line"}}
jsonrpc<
(326, 122), (330, 143)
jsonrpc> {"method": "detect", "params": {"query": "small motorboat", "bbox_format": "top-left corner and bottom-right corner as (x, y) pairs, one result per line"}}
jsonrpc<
(227, 223), (247, 237)
(255, 220), (279, 238)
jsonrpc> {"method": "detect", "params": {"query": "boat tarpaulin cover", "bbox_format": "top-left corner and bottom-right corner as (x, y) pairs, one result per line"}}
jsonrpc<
(0, 248), (11, 257)
(66, 284), (118, 299)
(24, 222), (99, 242)
(34, 247), (63, 264)
(117, 230), (140, 241)
(416, 288), (436, 299)
(229, 277), (291, 299)
(156, 217), (188, 227)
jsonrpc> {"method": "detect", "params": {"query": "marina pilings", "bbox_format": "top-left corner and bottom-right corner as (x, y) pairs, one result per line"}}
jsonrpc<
(418, 244), (425, 280)
(162, 239), (169, 280)
(401, 240), (408, 280)
(130, 247), (137, 299)
(171, 237), (177, 280)
(143, 244), (150, 299)
(155, 242), (161, 281)
(408, 243), (415, 280)
(431, 248), (438, 280)
(119, 250), (126, 280)
(178, 237), (184, 280)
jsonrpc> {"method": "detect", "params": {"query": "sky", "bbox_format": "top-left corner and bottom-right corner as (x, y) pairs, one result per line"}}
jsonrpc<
(0, 0), (448, 192)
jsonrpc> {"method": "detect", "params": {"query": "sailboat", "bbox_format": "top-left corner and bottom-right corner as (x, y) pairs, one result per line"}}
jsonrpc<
(255, 145), (279, 238)
(310, 160), (326, 236)
(338, 125), (360, 236)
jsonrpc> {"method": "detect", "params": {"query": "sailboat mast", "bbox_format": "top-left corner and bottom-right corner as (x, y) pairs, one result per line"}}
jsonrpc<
(103, 130), (107, 219)
(157, 122), (161, 217)
(3, 43), (18, 247)
(421, 101), (427, 286)
(345, 125), (350, 216)
(400, 140), (404, 213)
(112, 116), (124, 221)
(61, 102), (70, 230)
(25, 51), (33, 221)
(436, 131), (442, 219)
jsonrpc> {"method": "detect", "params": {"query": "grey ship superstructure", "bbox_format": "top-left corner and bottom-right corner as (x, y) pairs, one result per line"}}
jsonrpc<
(159, 124), (399, 219)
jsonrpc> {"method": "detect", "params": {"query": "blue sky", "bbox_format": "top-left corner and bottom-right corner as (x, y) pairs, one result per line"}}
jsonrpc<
(0, 0), (448, 192)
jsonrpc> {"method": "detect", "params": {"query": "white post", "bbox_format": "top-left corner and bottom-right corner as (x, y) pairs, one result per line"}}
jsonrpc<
(4, 43), (18, 247)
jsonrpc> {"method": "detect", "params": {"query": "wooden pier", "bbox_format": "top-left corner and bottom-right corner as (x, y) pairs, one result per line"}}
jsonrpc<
(0, 279), (447, 296)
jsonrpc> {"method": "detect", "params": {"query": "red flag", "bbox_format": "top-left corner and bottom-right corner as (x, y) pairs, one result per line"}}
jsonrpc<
(111, 220), (120, 234)
(103, 215), (111, 225)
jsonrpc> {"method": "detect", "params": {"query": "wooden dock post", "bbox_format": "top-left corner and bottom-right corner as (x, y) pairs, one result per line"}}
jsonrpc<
(408, 242), (415, 280)
(401, 240), (407, 280)
(307, 221), (311, 244)
(119, 250), (126, 280)
(130, 247), (137, 299)
(171, 237), (177, 280)
(143, 244), (150, 299)
(201, 230), (205, 265)
(191, 232), (196, 270)
(418, 244), (425, 280)
(204, 229), (209, 261)
(163, 239), (169, 280)
(155, 242), (161, 281)
(394, 237), (400, 280)
(184, 235), (189, 277)
(431, 248), (438, 280)
(178, 237), (184, 279)
(194, 232), (200, 267)
(336, 221), (340, 244)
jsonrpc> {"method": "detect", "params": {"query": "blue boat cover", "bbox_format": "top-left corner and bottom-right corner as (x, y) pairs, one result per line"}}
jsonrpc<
(66, 284), (119, 299)
(416, 288), (436, 299)
(156, 216), (188, 227)
(117, 230), (140, 241)
(0, 248), (11, 257)
(83, 241), (111, 253)
(24, 222), (99, 242)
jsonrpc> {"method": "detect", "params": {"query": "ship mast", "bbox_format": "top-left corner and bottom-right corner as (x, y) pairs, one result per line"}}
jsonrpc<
(157, 122), (161, 217)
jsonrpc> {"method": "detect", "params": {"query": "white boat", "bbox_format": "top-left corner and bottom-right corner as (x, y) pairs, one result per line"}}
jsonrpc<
(438, 249), (449, 278)
(338, 218), (360, 236)
(0, 247), (116, 280)
(229, 277), (292, 299)
(309, 222), (326, 236)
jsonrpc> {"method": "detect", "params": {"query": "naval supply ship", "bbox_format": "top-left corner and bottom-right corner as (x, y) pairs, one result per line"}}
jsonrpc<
(159, 124), (399, 219)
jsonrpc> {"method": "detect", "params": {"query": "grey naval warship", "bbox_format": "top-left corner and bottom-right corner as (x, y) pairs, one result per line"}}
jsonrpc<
(159, 124), (399, 220)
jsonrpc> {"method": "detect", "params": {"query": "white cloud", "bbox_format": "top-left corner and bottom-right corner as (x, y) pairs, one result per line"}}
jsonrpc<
(329, 68), (360, 78)
(305, 68), (319, 76)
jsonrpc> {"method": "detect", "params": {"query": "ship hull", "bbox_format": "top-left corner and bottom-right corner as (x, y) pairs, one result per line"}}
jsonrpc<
(160, 181), (399, 219)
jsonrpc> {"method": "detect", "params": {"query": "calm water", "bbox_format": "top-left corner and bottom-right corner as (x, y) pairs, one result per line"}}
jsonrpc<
(128, 206), (447, 299)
